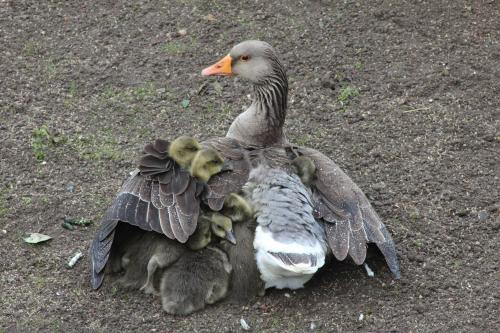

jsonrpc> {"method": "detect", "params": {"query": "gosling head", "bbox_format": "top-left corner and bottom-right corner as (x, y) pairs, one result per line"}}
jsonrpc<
(222, 193), (253, 223)
(168, 136), (201, 169)
(190, 149), (225, 183)
(292, 156), (316, 185)
(187, 216), (212, 251)
(209, 212), (236, 245)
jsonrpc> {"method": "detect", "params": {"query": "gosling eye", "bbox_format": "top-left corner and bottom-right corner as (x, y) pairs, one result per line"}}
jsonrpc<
(239, 55), (250, 62)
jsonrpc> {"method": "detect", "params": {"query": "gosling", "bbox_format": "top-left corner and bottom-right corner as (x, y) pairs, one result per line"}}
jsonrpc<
(168, 136), (226, 182)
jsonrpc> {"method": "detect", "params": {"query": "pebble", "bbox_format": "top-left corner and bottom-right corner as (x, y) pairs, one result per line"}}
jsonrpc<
(477, 210), (489, 221)
(372, 182), (386, 191)
(240, 318), (250, 331)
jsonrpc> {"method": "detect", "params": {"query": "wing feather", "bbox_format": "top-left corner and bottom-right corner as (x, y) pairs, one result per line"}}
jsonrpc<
(89, 139), (209, 289)
(298, 146), (400, 278)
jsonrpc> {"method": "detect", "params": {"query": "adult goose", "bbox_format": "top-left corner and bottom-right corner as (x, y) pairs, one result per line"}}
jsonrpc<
(90, 40), (400, 300)
(201, 40), (400, 280)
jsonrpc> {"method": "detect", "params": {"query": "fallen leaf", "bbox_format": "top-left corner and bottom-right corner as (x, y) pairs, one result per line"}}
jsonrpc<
(203, 14), (217, 22)
(23, 233), (52, 244)
(64, 217), (93, 226)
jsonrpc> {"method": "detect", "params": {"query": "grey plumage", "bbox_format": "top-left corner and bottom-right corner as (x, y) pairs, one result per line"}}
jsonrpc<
(116, 230), (186, 293)
(160, 246), (232, 315)
(219, 218), (264, 303)
(245, 165), (325, 247)
(245, 165), (327, 289)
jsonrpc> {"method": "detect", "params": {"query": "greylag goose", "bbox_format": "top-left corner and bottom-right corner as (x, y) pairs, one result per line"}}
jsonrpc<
(201, 40), (400, 281)
(90, 40), (400, 312)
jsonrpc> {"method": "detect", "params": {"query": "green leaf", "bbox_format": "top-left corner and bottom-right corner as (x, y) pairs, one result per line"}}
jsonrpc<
(23, 233), (52, 244)
(181, 99), (190, 108)
(64, 217), (93, 226)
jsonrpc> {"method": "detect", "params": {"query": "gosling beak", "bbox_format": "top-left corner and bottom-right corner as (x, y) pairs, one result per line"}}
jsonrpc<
(224, 229), (237, 245)
(202, 54), (232, 76)
(220, 160), (233, 172)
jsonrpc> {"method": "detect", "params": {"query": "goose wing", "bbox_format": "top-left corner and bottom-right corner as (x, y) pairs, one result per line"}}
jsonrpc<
(297, 147), (401, 279)
(90, 139), (203, 289)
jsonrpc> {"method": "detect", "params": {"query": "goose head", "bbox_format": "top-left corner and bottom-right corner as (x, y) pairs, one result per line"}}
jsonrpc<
(202, 40), (283, 84)
(201, 41), (288, 146)
(190, 149), (225, 182)
(168, 136), (202, 169)
(292, 156), (316, 185)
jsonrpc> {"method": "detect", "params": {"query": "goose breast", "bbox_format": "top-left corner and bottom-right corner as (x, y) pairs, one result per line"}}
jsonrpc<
(245, 165), (327, 289)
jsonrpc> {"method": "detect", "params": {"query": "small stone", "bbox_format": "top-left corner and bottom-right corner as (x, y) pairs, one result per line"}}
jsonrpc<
(415, 303), (427, 314)
(203, 14), (217, 21)
(477, 210), (489, 221)
(178, 29), (187, 36)
(284, 293), (291, 298)
(240, 318), (250, 331)
(372, 182), (386, 191)
(358, 313), (364, 321)
(310, 322), (316, 330)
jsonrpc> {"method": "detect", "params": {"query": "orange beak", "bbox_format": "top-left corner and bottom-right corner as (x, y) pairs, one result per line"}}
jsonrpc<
(201, 54), (233, 76)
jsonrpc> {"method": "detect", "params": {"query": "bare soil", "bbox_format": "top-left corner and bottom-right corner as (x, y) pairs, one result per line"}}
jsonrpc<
(1, 0), (499, 332)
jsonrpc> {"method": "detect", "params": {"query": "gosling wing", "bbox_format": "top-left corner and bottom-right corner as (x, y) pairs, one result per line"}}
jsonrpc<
(297, 147), (401, 279)
(90, 139), (203, 289)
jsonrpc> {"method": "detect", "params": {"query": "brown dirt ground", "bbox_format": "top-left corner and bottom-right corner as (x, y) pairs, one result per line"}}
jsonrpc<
(1, 0), (499, 332)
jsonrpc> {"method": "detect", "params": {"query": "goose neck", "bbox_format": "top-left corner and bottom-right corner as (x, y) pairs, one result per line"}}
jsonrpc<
(227, 70), (288, 147)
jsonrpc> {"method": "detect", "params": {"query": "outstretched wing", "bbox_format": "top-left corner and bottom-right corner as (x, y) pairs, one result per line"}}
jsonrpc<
(297, 146), (401, 279)
(90, 139), (203, 289)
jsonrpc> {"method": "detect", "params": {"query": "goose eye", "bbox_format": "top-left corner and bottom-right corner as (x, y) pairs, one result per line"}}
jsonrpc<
(240, 55), (250, 62)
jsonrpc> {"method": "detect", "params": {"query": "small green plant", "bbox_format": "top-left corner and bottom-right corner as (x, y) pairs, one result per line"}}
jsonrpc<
(44, 59), (58, 79)
(162, 41), (186, 55)
(68, 81), (78, 97)
(131, 83), (155, 101)
(31, 126), (65, 162)
(354, 62), (364, 70)
(21, 196), (32, 205)
(0, 189), (8, 218)
(31, 126), (52, 162)
(338, 85), (359, 105)
(68, 134), (125, 161)
(22, 42), (40, 56)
